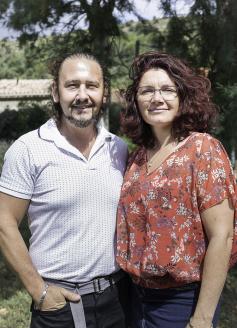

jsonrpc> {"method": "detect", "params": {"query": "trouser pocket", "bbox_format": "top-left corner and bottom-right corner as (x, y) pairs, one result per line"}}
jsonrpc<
(30, 302), (74, 328)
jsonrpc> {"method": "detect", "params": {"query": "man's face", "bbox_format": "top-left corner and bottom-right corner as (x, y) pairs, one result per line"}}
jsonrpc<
(52, 57), (105, 128)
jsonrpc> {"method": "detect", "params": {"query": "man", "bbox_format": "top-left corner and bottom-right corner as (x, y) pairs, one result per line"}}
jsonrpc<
(0, 52), (128, 328)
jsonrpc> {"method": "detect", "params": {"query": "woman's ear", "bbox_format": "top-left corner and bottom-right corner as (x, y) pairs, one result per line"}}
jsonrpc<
(51, 81), (59, 103)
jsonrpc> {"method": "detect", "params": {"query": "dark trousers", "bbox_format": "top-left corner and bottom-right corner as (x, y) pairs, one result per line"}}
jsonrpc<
(131, 282), (221, 328)
(30, 276), (130, 328)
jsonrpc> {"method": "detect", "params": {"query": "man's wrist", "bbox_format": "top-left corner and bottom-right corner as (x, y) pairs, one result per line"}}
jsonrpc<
(35, 283), (49, 310)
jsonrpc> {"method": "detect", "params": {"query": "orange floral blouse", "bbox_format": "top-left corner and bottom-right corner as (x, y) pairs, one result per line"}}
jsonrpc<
(116, 133), (237, 289)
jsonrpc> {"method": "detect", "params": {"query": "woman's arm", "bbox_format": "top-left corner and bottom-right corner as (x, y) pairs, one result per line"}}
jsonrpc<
(186, 198), (234, 328)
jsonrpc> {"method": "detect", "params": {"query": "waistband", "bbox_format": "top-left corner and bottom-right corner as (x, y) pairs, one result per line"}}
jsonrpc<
(135, 281), (200, 296)
(43, 270), (125, 328)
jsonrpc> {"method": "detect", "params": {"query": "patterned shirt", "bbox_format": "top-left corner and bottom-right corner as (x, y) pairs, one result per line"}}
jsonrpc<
(116, 133), (237, 288)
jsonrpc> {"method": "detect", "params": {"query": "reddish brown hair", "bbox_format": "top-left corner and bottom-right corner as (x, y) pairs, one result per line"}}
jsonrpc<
(120, 51), (218, 148)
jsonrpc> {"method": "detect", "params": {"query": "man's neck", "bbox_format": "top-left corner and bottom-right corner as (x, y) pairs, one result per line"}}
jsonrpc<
(58, 119), (98, 159)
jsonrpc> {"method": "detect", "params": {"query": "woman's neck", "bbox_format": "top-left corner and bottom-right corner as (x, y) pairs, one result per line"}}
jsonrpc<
(151, 126), (174, 149)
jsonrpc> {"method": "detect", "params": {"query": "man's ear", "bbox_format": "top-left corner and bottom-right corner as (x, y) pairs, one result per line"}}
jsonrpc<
(103, 95), (107, 104)
(51, 81), (59, 103)
(103, 85), (109, 104)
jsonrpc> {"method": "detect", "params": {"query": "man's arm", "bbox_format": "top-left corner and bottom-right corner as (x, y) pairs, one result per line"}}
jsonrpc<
(0, 192), (80, 310)
(186, 198), (234, 328)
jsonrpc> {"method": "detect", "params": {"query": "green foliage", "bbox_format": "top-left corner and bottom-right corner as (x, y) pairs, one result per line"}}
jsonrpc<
(214, 84), (237, 156)
(0, 102), (50, 141)
(121, 135), (137, 153)
(0, 216), (31, 328)
(0, 141), (11, 169)
(110, 18), (168, 89)
(0, 39), (50, 79)
(0, 0), (137, 69)
(0, 41), (26, 79)
(219, 266), (237, 327)
(109, 102), (122, 135)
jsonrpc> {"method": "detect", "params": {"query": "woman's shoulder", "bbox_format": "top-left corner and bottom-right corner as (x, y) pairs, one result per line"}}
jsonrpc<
(189, 131), (217, 142)
(187, 132), (224, 152)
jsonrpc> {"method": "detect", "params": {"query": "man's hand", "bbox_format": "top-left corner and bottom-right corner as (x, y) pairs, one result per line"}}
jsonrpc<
(38, 285), (81, 311)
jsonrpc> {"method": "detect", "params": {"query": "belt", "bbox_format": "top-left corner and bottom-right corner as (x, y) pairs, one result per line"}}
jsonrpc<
(43, 270), (125, 328)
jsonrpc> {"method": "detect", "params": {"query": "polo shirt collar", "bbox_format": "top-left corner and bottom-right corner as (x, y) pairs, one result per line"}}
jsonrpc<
(38, 118), (111, 160)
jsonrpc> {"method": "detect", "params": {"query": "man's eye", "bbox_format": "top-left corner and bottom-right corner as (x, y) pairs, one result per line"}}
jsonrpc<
(87, 84), (98, 89)
(67, 84), (77, 89)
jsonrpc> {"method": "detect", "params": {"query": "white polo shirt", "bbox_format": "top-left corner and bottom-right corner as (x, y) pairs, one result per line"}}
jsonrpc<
(0, 119), (128, 282)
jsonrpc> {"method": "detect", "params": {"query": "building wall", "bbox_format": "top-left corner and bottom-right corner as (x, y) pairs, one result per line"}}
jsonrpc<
(0, 101), (19, 113)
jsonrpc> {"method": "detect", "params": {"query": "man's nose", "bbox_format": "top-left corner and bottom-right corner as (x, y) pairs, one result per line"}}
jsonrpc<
(75, 86), (89, 101)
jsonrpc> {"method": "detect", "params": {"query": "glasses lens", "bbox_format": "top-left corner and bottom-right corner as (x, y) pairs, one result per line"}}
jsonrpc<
(138, 87), (177, 100)
(160, 88), (177, 100)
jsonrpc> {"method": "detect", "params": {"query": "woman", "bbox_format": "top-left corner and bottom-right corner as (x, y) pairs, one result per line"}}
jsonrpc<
(116, 51), (237, 328)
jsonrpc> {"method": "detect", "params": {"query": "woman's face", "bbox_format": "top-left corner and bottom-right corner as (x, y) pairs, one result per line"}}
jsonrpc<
(136, 68), (180, 130)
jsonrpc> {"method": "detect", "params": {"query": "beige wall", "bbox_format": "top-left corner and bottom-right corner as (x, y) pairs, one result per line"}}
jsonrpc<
(0, 101), (19, 113)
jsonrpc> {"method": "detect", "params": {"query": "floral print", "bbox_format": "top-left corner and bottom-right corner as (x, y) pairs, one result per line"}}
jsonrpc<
(116, 133), (237, 288)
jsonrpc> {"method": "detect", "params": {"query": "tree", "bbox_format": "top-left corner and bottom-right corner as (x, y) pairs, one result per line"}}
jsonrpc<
(0, 0), (150, 129)
(159, 0), (237, 83)
(0, 102), (49, 140)
(0, 0), (141, 67)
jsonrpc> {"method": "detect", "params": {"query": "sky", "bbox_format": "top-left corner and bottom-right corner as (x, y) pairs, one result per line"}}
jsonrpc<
(0, 0), (192, 39)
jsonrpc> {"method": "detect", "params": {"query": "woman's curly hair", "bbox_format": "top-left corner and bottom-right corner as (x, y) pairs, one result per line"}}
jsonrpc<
(120, 51), (218, 148)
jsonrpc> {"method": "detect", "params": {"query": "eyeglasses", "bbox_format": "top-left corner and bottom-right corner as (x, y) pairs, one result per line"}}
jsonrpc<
(137, 86), (178, 101)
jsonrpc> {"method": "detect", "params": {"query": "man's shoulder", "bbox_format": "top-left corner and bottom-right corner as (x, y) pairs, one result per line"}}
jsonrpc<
(17, 119), (52, 146)
(10, 120), (51, 154)
(17, 128), (40, 144)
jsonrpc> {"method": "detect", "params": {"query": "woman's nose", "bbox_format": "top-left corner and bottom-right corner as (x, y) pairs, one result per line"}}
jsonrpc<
(152, 89), (164, 102)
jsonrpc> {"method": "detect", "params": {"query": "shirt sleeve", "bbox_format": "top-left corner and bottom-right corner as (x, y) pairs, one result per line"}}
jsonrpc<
(196, 134), (237, 212)
(0, 140), (35, 199)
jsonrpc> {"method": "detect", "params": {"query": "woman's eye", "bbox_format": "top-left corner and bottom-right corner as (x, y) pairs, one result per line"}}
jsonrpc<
(141, 88), (153, 95)
(162, 88), (176, 93)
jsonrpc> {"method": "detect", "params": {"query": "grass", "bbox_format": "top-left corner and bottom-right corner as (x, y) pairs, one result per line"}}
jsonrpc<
(0, 140), (236, 327)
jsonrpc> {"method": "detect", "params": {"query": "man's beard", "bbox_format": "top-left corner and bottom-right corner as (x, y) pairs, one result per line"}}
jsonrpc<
(64, 114), (97, 128)
(63, 108), (99, 128)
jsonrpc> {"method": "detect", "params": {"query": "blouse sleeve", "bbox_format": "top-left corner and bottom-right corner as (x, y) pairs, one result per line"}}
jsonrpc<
(196, 134), (237, 212)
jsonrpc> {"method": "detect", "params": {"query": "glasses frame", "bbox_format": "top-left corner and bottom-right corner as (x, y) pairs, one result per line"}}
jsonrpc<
(137, 86), (178, 101)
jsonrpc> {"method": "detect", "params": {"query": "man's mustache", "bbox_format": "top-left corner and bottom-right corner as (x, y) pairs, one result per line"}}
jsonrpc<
(71, 102), (93, 108)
